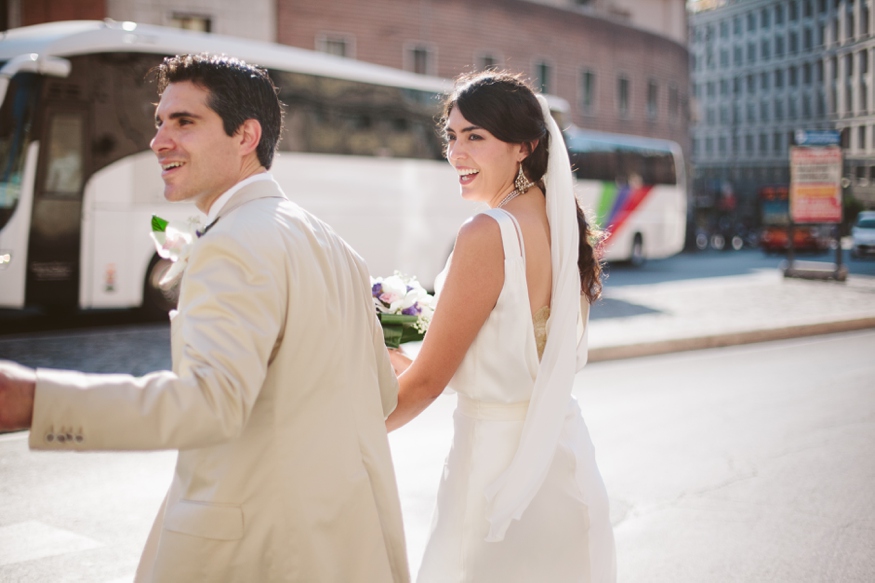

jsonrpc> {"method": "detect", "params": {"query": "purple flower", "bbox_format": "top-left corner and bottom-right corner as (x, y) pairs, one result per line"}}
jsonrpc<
(372, 282), (383, 297)
(401, 304), (422, 316)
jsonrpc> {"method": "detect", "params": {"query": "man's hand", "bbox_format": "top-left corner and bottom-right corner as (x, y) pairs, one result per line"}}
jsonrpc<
(387, 348), (412, 377)
(0, 361), (36, 431)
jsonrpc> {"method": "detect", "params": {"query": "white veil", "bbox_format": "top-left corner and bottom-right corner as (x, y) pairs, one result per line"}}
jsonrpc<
(482, 94), (590, 541)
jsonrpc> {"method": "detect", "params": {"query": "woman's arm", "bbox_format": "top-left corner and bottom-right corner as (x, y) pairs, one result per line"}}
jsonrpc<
(386, 214), (505, 431)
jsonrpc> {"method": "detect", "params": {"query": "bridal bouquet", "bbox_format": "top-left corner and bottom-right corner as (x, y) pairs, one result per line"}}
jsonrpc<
(149, 215), (203, 285)
(371, 273), (435, 348)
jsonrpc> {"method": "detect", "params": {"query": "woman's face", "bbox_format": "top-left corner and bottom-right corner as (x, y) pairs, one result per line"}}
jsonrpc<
(444, 107), (526, 206)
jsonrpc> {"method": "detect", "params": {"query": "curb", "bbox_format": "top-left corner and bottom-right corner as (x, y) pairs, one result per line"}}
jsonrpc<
(588, 316), (875, 362)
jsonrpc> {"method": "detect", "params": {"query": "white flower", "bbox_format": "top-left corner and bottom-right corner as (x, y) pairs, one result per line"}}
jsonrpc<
(149, 217), (202, 286)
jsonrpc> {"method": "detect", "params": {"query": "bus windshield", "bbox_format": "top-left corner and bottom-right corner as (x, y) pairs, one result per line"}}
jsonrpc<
(0, 72), (40, 231)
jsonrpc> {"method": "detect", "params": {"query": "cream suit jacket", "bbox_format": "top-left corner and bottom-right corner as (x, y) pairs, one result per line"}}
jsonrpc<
(29, 180), (410, 582)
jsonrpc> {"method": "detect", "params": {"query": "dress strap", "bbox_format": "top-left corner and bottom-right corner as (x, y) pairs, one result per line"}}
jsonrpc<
(481, 208), (525, 261)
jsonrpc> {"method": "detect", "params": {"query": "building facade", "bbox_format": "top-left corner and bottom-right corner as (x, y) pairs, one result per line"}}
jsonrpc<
(276, 0), (690, 145)
(689, 0), (874, 224)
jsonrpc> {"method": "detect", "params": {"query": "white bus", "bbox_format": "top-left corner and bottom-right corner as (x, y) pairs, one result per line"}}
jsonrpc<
(566, 127), (686, 265)
(0, 20), (475, 315)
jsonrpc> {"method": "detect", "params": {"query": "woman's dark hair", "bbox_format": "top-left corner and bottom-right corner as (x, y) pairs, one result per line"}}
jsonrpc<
(153, 54), (284, 169)
(441, 70), (603, 302)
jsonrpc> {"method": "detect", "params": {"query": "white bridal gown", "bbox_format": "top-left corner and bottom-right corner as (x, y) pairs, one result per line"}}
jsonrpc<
(417, 209), (616, 583)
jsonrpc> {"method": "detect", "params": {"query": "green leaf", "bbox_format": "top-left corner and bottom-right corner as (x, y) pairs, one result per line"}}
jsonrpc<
(151, 215), (168, 233)
(378, 313), (424, 348)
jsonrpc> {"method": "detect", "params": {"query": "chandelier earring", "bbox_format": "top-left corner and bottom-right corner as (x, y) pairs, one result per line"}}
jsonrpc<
(515, 164), (534, 193)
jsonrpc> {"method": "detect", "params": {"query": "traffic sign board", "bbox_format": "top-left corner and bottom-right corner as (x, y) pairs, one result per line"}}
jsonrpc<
(794, 129), (840, 146)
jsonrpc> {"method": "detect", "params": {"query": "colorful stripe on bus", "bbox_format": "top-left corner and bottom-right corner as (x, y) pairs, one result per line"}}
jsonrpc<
(593, 182), (654, 239)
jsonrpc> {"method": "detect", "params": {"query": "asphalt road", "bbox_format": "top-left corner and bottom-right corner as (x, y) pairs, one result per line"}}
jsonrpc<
(2, 330), (873, 582)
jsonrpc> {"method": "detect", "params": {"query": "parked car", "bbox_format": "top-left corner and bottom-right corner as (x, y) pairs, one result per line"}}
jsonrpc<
(760, 225), (830, 254)
(851, 211), (875, 258)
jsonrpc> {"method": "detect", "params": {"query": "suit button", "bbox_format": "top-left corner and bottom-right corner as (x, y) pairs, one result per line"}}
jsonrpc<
(46, 433), (54, 442)
(56, 434), (66, 443)
(65, 433), (73, 442)
(74, 435), (84, 443)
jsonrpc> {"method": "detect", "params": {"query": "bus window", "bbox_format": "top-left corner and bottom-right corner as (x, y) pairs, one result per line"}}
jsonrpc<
(0, 73), (40, 230)
(44, 112), (84, 196)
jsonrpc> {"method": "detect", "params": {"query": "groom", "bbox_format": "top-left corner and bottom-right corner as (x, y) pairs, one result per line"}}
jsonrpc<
(0, 54), (408, 582)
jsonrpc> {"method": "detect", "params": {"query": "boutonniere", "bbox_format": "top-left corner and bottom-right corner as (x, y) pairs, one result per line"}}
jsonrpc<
(149, 215), (203, 286)
(370, 273), (436, 348)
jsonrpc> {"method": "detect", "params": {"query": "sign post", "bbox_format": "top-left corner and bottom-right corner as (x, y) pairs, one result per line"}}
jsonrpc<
(785, 131), (846, 281)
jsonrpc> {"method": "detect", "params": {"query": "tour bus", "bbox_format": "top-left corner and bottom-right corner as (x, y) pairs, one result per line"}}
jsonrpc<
(0, 20), (475, 315)
(565, 127), (686, 265)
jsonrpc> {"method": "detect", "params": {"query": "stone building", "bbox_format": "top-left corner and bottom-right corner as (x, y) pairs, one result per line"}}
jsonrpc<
(689, 0), (874, 221)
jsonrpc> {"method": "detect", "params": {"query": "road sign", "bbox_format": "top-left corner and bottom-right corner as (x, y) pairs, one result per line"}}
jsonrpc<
(789, 146), (842, 223)
(794, 129), (840, 146)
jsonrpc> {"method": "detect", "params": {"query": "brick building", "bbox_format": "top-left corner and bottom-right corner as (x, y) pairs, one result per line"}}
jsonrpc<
(277, 0), (690, 146)
(4, 0), (689, 150)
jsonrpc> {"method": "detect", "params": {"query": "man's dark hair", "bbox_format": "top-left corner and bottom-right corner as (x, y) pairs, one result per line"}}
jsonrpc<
(154, 54), (284, 169)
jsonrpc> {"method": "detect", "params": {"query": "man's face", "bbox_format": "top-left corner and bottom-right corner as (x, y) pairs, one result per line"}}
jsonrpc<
(150, 81), (242, 213)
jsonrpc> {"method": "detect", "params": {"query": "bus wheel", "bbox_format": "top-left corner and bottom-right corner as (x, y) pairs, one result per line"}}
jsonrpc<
(142, 254), (179, 320)
(630, 234), (645, 267)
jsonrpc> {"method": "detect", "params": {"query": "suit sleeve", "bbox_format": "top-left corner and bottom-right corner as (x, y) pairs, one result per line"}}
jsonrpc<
(30, 224), (286, 452)
(371, 312), (399, 419)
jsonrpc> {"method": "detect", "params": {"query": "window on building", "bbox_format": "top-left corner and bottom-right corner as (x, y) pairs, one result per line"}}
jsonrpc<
(803, 93), (812, 117)
(775, 69), (784, 88)
(848, 13), (855, 39)
(707, 107), (716, 125)
(803, 63), (812, 84)
(734, 16), (742, 35)
(707, 81), (715, 97)
(748, 42), (756, 64)
(789, 1), (798, 21)
(761, 71), (770, 90)
(734, 47), (743, 66)
(789, 31), (798, 53)
(581, 69), (596, 114)
(706, 137), (714, 155)
(169, 13), (211, 32)
(789, 66), (798, 86)
(863, 2), (870, 35)
(748, 12), (756, 31)
(747, 74), (756, 94)
(789, 96), (798, 118)
(720, 105), (729, 124)
(762, 7), (771, 28)
(721, 49), (729, 68)
(860, 126), (868, 151)
(776, 4), (784, 24)
(477, 52), (500, 70)
(721, 21), (729, 38)
(316, 34), (354, 58)
(759, 133), (768, 153)
(669, 84), (679, 121)
(762, 39), (771, 61)
(617, 75), (629, 117)
(775, 98), (784, 120)
(406, 44), (436, 75)
(720, 78), (728, 96)
(534, 61), (552, 93)
(718, 136), (727, 154)
(803, 28), (812, 51)
(761, 100), (770, 121)
(747, 101), (756, 123)
(774, 131), (782, 154)
(775, 36), (784, 58)
(804, 0), (813, 18)
(819, 0), (827, 14)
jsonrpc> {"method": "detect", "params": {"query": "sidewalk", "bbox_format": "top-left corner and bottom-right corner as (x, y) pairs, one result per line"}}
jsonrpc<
(588, 268), (875, 362)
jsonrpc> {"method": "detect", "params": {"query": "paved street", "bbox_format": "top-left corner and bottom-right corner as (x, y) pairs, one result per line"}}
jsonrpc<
(2, 330), (873, 582)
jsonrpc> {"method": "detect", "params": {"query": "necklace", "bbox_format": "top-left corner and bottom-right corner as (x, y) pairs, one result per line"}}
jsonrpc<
(496, 189), (522, 208)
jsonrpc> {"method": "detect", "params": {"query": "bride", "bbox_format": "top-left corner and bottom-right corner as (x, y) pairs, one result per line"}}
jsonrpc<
(386, 70), (616, 582)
